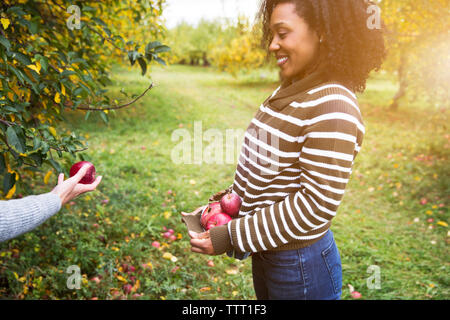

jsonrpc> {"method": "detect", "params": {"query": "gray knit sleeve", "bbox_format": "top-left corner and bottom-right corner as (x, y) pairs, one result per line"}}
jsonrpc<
(0, 192), (62, 243)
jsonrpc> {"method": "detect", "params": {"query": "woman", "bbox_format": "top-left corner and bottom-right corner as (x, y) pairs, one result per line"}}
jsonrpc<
(0, 164), (102, 242)
(183, 0), (385, 300)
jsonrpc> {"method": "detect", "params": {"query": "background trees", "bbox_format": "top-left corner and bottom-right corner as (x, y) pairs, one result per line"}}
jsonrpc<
(166, 17), (269, 75)
(380, 0), (450, 110)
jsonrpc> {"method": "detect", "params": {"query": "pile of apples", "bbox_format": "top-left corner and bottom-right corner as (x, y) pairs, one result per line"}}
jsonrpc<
(200, 193), (242, 230)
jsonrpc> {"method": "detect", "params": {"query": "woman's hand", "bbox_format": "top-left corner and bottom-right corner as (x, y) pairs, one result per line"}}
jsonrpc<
(51, 164), (102, 206)
(181, 206), (215, 255)
(188, 230), (215, 255)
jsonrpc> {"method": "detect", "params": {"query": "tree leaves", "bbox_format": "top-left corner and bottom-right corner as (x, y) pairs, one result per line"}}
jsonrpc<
(137, 57), (147, 76)
(0, 35), (11, 52)
(3, 171), (16, 195)
(0, 1), (169, 197)
(145, 41), (171, 67)
(6, 126), (25, 154)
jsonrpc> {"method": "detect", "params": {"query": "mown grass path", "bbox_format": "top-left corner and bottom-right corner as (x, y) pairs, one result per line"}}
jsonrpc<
(0, 65), (448, 300)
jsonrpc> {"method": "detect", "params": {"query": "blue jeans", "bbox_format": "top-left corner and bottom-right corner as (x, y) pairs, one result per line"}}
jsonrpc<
(251, 229), (342, 300)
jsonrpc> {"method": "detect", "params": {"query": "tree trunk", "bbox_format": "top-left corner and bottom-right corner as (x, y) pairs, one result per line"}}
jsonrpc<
(390, 49), (407, 110)
(202, 52), (210, 67)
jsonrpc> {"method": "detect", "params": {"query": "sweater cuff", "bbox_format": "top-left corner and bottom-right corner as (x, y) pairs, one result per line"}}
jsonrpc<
(209, 224), (233, 255)
(39, 192), (62, 219)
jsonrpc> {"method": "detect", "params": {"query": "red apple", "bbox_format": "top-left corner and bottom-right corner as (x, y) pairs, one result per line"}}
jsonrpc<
(205, 212), (232, 230)
(69, 161), (96, 184)
(90, 276), (101, 284)
(200, 202), (222, 228)
(123, 284), (133, 294)
(151, 241), (160, 248)
(220, 193), (241, 217)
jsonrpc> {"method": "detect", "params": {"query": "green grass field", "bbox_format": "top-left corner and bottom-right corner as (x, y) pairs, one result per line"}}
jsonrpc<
(0, 64), (448, 300)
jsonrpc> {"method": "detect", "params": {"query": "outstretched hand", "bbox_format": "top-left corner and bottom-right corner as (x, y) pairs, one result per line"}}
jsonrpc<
(51, 164), (102, 206)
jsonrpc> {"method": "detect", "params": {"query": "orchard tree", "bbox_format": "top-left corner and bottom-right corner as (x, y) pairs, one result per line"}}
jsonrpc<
(0, 0), (170, 198)
(166, 19), (225, 66)
(380, 0), (450, 109)
(210, 17), (268, 77)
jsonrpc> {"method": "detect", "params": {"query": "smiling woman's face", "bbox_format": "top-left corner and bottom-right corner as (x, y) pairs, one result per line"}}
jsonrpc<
(269, 2), (320, 82)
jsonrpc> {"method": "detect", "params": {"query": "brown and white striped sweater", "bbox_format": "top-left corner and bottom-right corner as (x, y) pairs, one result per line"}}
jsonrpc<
(209, 74), (365, 255)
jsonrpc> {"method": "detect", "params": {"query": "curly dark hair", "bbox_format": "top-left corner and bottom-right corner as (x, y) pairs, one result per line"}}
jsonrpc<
(258, 0), (386, 93)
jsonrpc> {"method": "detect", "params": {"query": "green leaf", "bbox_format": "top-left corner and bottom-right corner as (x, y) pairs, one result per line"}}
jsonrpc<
(3, 172), (16, 195)
(92, 17), (107, 27)
(8, 65), (25, 85)
(6, 126), (25, 154)
(29, 20), (39, 34)
(46, 159), (62, 173)
(21, 69), (39, 94)
(154, 57), (166, 66)
(146, 41), (162, 53)
(128, 51), (140, 66)
(0, 154), (5, 175)
(154, 45), (171, 53)
(28, 153), (43, 167)
(138, 57), (147, 75)
(41, 141), (49, 154)
(35, 54), (49, 72)
(103, 26), (112, 38)
(145, 52), (153, 63)
(32, 136), (42, 151)
(0, 36), (11, 52)
(100, 111), (108, 124)
(10, 51), (31, 66)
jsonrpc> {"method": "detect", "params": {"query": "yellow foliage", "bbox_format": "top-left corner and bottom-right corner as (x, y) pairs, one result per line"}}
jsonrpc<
(48, 127), (57, 138)
(1, 18), (10, 30)
(43, 170), (52, 184)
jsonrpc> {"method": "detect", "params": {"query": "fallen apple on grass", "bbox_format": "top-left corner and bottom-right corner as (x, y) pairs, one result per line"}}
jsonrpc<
(123, 284), (133, 295)
(69, 161), (96, 184)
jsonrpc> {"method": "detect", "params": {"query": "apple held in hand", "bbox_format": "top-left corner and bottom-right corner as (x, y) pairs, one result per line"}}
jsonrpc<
(198, 193), (241, 231)
(69, 161), (96, 184)
(205, 212), (232, 230)
(200, 202), (221, 227)
(220, 192), (241, 217)
(200, 202), (232, 231)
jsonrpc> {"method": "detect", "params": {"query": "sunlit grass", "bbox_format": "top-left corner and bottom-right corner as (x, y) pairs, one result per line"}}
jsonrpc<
(0, 65), (447, 300)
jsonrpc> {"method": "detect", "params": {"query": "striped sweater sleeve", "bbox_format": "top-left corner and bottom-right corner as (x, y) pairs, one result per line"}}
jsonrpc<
(0, 192), (62, 242)
(210, 85), (364, 254)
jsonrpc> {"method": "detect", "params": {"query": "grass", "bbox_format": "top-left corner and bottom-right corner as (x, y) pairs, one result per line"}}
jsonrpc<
(0, 64), (448, 300)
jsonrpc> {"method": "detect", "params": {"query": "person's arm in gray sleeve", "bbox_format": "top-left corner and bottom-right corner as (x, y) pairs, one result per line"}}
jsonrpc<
(0, 163), (102, 243)
(0, 192), (62, 243)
